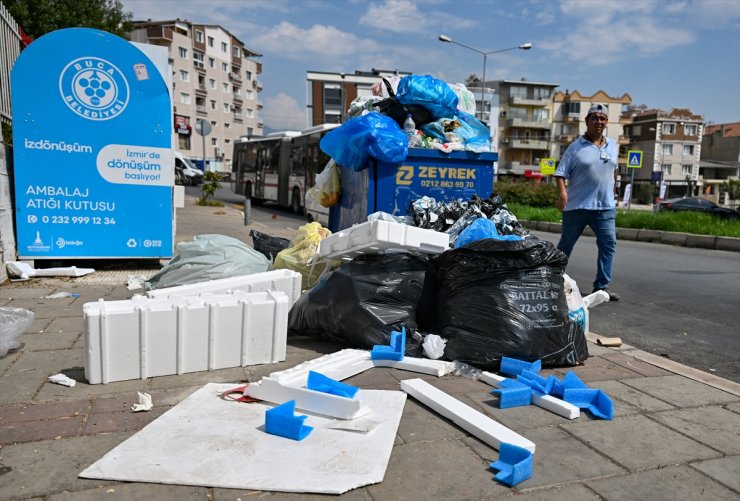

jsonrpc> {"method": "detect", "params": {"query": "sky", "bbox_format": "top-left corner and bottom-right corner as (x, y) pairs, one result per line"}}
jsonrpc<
(121, 0), (740, 131)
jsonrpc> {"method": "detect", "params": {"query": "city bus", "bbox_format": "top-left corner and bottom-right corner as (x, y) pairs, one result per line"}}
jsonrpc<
(231, 124), (339, 217)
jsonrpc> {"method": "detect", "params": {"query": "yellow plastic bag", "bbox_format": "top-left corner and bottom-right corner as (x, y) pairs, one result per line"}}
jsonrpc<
(273, 222), (338, 289)
(306, 160), (341, 208)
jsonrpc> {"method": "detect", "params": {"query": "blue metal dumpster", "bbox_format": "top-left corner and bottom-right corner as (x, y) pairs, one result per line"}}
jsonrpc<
(329, 148), (497, 232)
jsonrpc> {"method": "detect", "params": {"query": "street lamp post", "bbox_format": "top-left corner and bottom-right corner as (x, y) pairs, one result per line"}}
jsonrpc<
(438, 35), (532, 121)
(339, 72), (346, 123)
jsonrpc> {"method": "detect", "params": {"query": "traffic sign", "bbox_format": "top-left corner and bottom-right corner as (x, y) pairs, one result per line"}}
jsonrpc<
(540, 157), (556, 175)
(194, 119), (212, 136)
(627, 150), (643, 169)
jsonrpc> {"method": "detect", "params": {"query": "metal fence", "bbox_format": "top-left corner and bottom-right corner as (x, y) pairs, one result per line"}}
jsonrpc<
(0, 2), (21, 127)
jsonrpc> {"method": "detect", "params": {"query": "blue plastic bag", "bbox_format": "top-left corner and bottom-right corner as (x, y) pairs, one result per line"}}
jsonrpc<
(421, 111), (491, 152)
(454, 217), (524, 248)
(396, 75), (459, 120)
(320, 112), (408, 171)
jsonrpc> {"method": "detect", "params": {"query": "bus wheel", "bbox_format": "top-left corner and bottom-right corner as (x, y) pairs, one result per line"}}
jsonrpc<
(291, 188), (302, 215)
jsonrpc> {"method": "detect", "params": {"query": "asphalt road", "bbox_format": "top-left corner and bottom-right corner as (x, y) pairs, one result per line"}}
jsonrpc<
(196, 186), (740, 383)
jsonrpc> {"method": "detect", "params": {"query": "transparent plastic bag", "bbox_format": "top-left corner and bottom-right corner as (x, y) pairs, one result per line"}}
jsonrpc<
(0, 307), (35, 357)
(306, 160), (341, 208)
(273, 222), (338, 289)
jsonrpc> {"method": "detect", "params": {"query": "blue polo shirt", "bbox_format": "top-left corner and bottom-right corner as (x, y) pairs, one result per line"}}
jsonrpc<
(555, 135), (618, 211)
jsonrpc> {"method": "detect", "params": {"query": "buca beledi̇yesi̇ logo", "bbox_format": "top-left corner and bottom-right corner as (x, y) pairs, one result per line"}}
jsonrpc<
(59, 57), (129, 121)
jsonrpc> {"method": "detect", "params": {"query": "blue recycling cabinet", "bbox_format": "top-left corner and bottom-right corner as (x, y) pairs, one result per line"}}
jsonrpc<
(329, 148), (497, 232)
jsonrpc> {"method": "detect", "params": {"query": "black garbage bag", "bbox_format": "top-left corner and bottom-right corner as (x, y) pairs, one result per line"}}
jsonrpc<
(249, 230), (290, 261)
(288, 253), (427, 356)
(417, 236), (588, 369)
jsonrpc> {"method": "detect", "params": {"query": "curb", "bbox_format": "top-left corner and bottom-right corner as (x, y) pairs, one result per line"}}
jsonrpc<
(586, 332), (740, 396)
(520, 219), (740, 252)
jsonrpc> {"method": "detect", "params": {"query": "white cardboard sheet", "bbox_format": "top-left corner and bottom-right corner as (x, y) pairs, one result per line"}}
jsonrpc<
(80, 383), (406, 495)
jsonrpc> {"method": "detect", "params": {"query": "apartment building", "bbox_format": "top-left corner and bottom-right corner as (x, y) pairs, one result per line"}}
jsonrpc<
(623, 108), (704, 198)
(306, 69), (411, 127)
(490, 79), (559, 176)
(129, 19), (263, 173)
(701, 122), (740, 202)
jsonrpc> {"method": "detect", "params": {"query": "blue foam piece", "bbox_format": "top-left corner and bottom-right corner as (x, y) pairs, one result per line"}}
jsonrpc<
(517, 370), (556, 395)
(306, 370), (359, 398)
(500, 357), (542, 377)
(492, 379), (532, 408)
(489, 442), (534, 487)
(264, 400), (314, 440)
(562, 388), (614, 420)
(552, 371), (588, 398)
(371, 327), (406, 361)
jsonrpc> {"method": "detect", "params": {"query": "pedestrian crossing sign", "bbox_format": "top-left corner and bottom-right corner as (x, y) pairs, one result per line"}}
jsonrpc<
(540, 158), (556, 175)
(627, 150), (643, 169)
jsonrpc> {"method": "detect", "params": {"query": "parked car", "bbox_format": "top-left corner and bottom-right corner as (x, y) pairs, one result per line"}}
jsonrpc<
(174, 151), (203, 186)
(654, 197), (739, 219)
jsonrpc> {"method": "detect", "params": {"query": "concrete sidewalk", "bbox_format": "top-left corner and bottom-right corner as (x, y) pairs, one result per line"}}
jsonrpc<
(1, 198), (739, 501)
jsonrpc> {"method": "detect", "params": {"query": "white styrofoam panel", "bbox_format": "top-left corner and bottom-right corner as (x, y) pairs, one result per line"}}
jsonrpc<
(84, 290), (288, 384)
(480, 371), (580, 420)
(315, 220), (449, 261)
(401, 378), (536, 453)
(145, 269), (302, 305)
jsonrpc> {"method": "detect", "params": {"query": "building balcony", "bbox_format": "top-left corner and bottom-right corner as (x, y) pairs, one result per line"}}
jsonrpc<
(193, 60), (206, 72)
(257, 122), (264, 129)
(255, 62), (263, 74)
(563, 114), (580, 123)
(556, 133), (577, 143)
(228, 72), (242, 84)
(233, 95), (243, 104)
(257, 101), (263, 110)
(509, 138), (549, 150)
(146, 26), (173, 41)
(231, 55), (242, 68)
(195, 85), (207, 96)
(253, 79), (263, 91)
(233, 112), (243, 122)
(618, 135), (630, 145)
(506, 118), (550, 129)
(509, 96), (550, 106)
(196, 105), (207, 115)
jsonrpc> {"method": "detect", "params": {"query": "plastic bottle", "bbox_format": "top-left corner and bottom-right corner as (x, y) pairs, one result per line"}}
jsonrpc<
(403, 113), (416, 138)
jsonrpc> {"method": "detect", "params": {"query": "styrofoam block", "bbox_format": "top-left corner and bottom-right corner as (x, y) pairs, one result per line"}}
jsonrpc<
(315, 220), (449, 261)
(401, 378), (535, 453)
(84, 290), (288, 384)
(145, 269), (302, 305)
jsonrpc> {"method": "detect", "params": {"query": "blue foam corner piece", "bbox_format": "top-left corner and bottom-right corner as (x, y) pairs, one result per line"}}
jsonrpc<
(371, 327), (406, 361)
(562, 388), (614, 420)
(489, 442), (534, 487)
(551, 371), (589, 398)
(517, 370), (556, 395)
(500, 357), (542, 377)
(492, 379), (532, 408)
(264, 400), (314, 440)
(306, 370), (359, 398)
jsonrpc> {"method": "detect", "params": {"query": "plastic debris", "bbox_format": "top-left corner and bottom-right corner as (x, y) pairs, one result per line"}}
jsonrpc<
(500, 357), (542, 377)
(562, 388), (614, 420)
(0, 307), (34, 357)
(422, 334), (447, 360)
(43, 292), (80, 299)
(326, 417), (382, 433)
(492, 379), (533, 409)
(489, 442), (534, 487)
(7, 261), (95, 279)
(516, 370), (557, 395)
(131, 392), (153, 412)
(306, 371), (359, 398)
(371, 327), (406, 361)
(264, 400), (313, 441)
(126, 276), (148, 290)
(48, 373), (76, 387)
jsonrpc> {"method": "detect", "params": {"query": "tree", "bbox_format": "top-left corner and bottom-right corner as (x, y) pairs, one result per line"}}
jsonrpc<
(465, 74), (481, 86)
(4, 0), (133, 40)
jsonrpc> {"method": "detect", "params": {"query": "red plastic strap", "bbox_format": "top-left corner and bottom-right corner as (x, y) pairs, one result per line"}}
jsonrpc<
(220, 384), (260, 403)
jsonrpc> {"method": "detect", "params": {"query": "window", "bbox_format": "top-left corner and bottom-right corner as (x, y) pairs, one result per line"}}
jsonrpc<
(225, 138), (231, 144)
(179, 70), (189, 82)
(246, 108), (254, 118)
(684, 124), (697, 135)
(208, 36), (214, 47)
(212, 138), (218, 146)
(681, 164), (692, 175)
(662, 144), (673, 155)
(224, 103), (231, 112)
(324, 85), (342, 107)
(193, 51), (204, 68)
(210, 121), (217, 126)
(533, 87), (551, 99)
(178, 135), (191, 150)
(533, 109), (549, 122)
(224, 123), (230, 128)
(233, 86), (240, 96)
(208, 57), (215, 68)
(508, 107), (527, 120)
(223, 83), (229, 93)
(509, 86), (527, 98)
(195, 97), (205, 111)
(562, 102), (580, 116)
(178, 47), (188, 59)
(209, 79), (216, 89)
(661, 164), (672, 175)
(180, 93), (191, 104)
(632, 125), (641, 137)
(245, 70), (252, 81)
(195, 30), (204, 43)
(561, 125), (571, 134)
(233, 46), (240, 57)
(247, 127), (254, 136)
(246, 89), (254, 100)
(221, 42), (227, 52)
(222, 62), (228, 72)
(210, 100), (216, 110)
(683, 145), (695, 155)
(663, 123), (676, 134)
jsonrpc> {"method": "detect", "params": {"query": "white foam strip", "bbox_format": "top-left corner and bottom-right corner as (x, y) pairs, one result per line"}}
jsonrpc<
(401, 378), (536, 453)
(480, 371), (580, 420)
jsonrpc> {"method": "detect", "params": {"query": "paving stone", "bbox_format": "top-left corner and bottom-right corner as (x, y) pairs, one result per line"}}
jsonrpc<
(9, 348), (84, 375)
(1, 415), (84, 445)
(344, 366), (401, 390)
(48, 483), (211, 501)
(366, 439), (512, 500)
(0, 372), (47, 405)
(562, 414), (719, 470)
(587, 464), (738, 500)
(18, 331), (80, 351)
(599, 352), (674, 377)
(595, 380), (677, 412)
(507, 483), (602, 500)
(551, 356), (643, 382)
(691, 456), (740, 492)
(45, 316), (84, 334)
(0, 288), (56, 300)
(35, 376), (148, 402)
(419, 374), (490, 396)
(396, 398), (466, 444)
(0, 399), (90, 424)
(0, 432), (133, 500)
(582, 341), (614, 356)
(0, 350), (21, 375)
(621, 375), (739, 407)
(90, 386), (197, 413)
(148, 367), (248, 390)
(29, 316), (53, 333)
(83, 406), (171, 434)
(212, 486), (371, 500)
(650, 406), (740, 454)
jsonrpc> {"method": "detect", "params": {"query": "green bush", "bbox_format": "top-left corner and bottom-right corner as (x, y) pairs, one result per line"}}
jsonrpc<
(494, 178), (559, 208)
(196, 171), (223, 206)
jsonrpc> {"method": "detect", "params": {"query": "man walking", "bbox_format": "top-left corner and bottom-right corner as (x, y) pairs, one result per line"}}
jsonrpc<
(554, 103), (620, 301)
